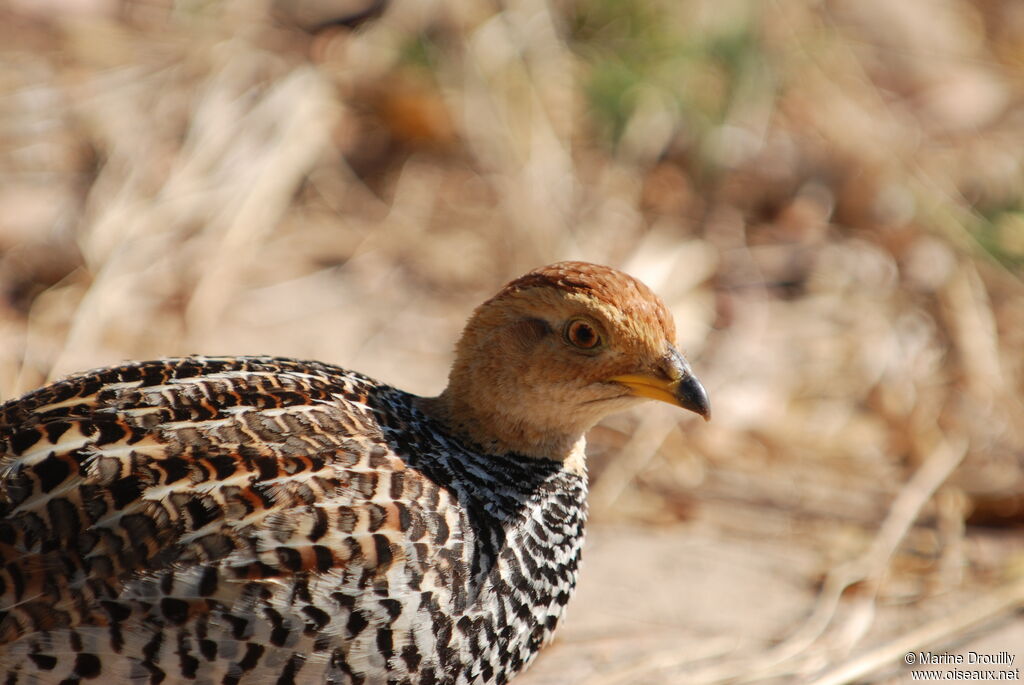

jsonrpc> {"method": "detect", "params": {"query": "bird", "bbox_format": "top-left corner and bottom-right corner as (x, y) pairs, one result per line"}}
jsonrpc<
(0, 261), (709, 685)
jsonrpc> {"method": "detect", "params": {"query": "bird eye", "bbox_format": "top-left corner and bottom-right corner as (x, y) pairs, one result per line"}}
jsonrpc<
(564, 319), (601, 350)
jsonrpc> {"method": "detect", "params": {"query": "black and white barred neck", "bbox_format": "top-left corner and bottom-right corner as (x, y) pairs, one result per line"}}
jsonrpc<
(0, 356), (587, 685)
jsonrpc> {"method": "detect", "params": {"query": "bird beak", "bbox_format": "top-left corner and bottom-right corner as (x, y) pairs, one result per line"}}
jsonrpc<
(609, 347), (711, 420)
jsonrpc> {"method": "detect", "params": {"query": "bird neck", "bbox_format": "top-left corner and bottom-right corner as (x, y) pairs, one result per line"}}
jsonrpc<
(415, 390), (589, 472)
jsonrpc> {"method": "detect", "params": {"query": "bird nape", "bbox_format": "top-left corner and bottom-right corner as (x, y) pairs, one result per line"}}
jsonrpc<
(0, 261), (708, 685)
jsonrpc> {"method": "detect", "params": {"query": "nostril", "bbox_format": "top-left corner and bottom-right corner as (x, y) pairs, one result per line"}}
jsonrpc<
(659, 346), (688, 381)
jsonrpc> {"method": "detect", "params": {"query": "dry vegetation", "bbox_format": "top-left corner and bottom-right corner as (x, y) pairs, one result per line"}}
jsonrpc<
(2, 0), (1024, 682)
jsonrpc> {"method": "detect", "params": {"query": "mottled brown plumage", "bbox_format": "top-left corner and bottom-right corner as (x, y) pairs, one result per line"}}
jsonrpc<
(0, 261), (708, 685)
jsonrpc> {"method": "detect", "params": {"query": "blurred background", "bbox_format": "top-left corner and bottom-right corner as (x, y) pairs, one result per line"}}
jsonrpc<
(2, 0), (1024, 682)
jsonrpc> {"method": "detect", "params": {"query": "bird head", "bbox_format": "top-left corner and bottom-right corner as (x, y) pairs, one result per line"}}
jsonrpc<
(427, 261), (709, 461)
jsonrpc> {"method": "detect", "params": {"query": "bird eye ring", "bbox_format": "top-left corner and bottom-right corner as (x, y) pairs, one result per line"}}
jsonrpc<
(564, 319), (601, 350)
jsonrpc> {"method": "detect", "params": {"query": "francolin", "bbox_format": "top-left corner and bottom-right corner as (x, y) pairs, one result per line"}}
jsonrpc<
(0, 261), (708, 685)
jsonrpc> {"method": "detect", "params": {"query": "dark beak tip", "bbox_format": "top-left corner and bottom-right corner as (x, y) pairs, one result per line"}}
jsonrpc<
(677, 374), (711, 421)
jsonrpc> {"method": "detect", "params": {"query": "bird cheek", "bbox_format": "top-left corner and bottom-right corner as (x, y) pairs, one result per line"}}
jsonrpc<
(507, 318), (552, 352)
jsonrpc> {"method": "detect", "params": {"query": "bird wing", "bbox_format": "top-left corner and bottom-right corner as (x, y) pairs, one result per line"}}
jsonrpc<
(0, 356), (458, 645)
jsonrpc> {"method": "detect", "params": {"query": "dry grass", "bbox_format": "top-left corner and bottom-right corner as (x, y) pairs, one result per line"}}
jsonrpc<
(2, 0), (1024, 682)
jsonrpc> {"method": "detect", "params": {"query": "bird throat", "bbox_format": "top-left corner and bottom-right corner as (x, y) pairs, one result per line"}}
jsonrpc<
(414, 390), (589, 472)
